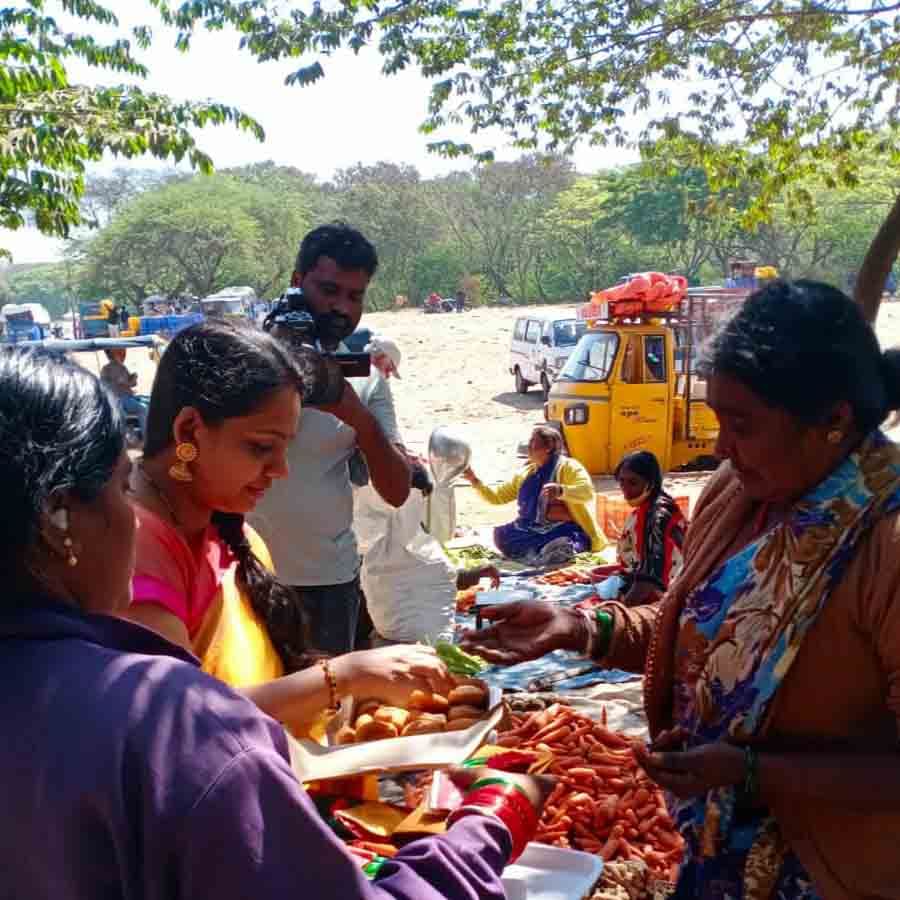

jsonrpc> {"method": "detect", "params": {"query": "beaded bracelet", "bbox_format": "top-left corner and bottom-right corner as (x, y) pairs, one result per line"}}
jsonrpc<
(319, 658), (340, 712)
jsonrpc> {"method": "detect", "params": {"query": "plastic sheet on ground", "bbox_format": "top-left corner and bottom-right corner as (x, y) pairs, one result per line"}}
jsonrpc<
(478, 650), (640, 692)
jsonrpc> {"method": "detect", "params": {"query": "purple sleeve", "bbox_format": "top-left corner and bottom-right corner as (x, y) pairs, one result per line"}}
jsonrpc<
(177, 747), (511, 900)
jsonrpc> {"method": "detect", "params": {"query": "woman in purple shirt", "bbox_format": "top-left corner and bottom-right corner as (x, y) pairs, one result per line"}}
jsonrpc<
(0, 345), (549, 899)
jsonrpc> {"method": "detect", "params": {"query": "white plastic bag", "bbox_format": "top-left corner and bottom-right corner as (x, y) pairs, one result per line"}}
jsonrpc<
(424, 481), (456, 544)
(355, 485), (456, 643)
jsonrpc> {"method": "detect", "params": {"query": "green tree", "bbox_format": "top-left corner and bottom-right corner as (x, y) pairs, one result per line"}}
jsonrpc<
(599, 167), (746, 281)
(330, 162), (439, 309)
(0, 262), (73, 317)
(428, 156), (575, 301)
(197, 0), (900, 318)
(410, 243), (468, 303)
(80, 168), (176, 229)
(0, 2), (262, 254)
(78, 175), (308, 302)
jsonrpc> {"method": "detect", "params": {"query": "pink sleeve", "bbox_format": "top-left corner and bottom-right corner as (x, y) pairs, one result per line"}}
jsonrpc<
(131, 507), (194, 628)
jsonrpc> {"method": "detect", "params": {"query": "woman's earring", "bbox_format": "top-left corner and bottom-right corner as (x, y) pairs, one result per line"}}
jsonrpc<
(827, 429), (844, 445)
(169, 442), (198, 483)
(63, 536), (78, 568)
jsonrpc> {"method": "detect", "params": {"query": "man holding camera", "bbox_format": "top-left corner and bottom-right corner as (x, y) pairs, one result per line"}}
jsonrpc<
(250, 224), (412, 655)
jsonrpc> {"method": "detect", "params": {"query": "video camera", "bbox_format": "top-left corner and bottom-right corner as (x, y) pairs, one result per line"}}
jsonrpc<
(263, 286), (370, 406)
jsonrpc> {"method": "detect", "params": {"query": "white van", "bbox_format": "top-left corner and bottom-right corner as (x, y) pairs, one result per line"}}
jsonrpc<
(509, 312), (586, 398)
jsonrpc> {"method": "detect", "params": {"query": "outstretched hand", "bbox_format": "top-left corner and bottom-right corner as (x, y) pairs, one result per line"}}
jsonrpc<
(459, 600), (586, 665)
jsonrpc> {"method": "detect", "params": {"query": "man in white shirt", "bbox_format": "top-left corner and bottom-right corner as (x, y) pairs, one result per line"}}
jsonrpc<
(250, 224), (411, 654)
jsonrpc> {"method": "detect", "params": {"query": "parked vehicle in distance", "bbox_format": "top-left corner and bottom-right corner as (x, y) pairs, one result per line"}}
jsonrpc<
(1, 302), (52, 342)
(200, 286), (256, 319)
(509, 312), (586, 399)
(545, 289), (748, 475)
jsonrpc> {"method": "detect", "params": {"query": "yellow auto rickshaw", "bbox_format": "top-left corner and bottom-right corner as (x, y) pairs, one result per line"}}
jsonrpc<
(544, 289), (749, 475)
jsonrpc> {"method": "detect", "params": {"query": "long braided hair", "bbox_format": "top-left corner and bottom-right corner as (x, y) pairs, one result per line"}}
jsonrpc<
(143, 320), (311, 671)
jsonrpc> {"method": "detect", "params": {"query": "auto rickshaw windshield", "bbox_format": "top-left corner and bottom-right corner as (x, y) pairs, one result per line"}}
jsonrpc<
(558, 331), (619, 382)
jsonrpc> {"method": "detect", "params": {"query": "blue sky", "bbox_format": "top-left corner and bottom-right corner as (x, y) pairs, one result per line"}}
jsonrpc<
(3, 2), (640, 264)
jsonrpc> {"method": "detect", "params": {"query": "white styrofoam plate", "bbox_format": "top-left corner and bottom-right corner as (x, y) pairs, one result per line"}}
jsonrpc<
(502, 843), (604, 900)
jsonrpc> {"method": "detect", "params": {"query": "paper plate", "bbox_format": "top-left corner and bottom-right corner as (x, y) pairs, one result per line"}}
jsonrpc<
(502, 843), (604, 900)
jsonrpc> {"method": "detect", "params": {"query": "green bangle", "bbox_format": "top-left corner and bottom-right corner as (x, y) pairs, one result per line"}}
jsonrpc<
(594, 610), (614, 659)
(743, 746), (759, 799)
(469, 776), (530, 799)
(363, 857), (389, 880)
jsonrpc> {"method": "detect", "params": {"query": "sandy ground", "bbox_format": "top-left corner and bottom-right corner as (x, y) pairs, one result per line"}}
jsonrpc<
(85, 300), (900, 530)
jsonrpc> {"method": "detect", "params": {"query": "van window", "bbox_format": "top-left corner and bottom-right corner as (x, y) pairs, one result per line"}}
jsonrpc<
(558, 332), (619, 382)
(513, 319), (527, 341)
(542, 321), (553, 342)
(553, 320), (586, 346)
(525, 320), (542, 343)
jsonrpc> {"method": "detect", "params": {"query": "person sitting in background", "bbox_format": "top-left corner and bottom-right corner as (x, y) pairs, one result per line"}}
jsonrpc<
(610, 450), (686, 606)
(100, 348), (148, 435)
(463, 426), (605, 565)
(0, 344), (554, 900)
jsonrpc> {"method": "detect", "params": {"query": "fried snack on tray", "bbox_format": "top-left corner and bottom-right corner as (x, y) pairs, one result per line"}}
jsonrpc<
(402, 715), (447, 736)
(447, 704), (485, 722)
(374, 706), (411, 731)
(355, 716), (399, 741)
(447, 684), (488, 708)
(355, 699), (382, 719)
(408, 690), (450, 714)
(334, 679), (491, 744)
(445, 717), (480, 731)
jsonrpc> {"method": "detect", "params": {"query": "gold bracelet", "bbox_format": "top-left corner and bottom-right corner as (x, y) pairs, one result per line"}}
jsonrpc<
(320, 658), (340, 711)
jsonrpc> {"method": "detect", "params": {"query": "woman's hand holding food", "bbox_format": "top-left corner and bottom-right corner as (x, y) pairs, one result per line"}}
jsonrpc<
(460, 600), (588, 665)
(634, 731), (746, 800)
(332, 645), (454, 708)
(447, 766), (557, 862)
(461, 466), (479, 484)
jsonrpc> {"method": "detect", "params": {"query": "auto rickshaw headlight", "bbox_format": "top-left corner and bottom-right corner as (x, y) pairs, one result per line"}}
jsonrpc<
(564, 404), (589, 425)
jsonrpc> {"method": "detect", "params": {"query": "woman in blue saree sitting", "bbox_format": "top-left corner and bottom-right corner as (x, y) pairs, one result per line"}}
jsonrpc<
(463, 426), (604, 564)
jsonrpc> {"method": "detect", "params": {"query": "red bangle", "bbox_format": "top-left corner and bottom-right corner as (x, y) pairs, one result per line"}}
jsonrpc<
(447, 784), (538, 862)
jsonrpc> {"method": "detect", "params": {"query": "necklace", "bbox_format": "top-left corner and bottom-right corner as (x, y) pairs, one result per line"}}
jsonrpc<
(138, 463), (182, 528)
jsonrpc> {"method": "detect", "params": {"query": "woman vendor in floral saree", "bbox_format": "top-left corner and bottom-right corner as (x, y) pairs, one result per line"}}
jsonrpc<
(125, 320), (452, 734)
(463, 281), (900, 899)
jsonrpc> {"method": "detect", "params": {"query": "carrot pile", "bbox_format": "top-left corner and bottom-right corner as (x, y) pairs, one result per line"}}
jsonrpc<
(535, 567), (594, 586)
(496, 704), (684, 881)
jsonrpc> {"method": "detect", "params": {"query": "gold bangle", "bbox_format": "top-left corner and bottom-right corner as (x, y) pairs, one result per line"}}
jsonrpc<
(320, 658), (340, 711)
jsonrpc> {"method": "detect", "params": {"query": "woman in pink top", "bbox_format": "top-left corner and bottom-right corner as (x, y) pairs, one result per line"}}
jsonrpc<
(125, 319), (451, 732)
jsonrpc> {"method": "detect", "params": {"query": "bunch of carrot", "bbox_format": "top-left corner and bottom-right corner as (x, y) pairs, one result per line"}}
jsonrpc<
(535, 567), (593, 586)
(496, 704), (684, 882)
